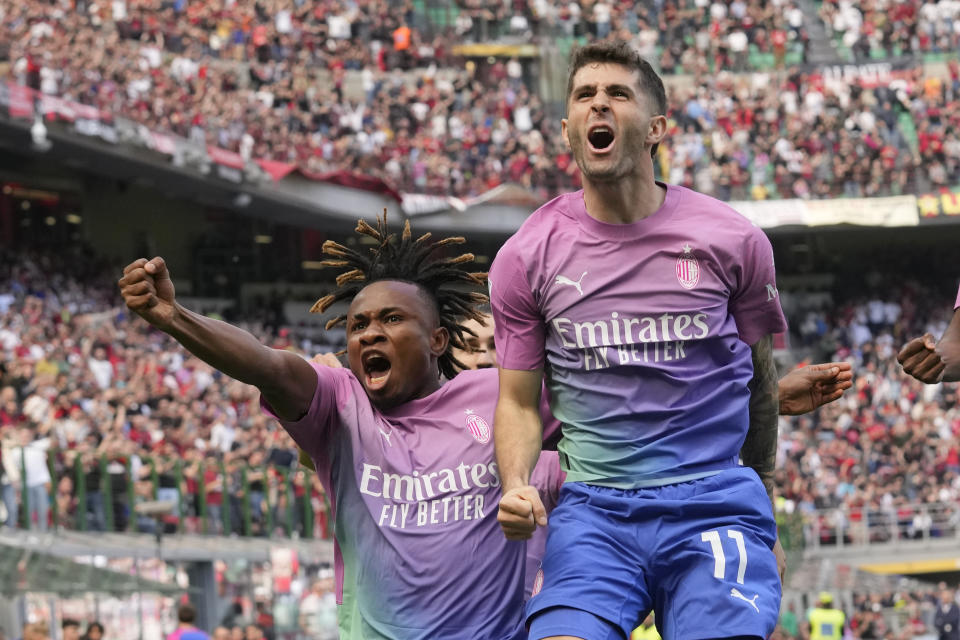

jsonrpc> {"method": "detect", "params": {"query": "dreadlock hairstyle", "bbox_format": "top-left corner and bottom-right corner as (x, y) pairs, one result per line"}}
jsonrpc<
(310, 210), (489, 379)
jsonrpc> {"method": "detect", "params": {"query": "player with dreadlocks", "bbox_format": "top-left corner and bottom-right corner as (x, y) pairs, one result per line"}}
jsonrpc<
(118, 213), (564, 640)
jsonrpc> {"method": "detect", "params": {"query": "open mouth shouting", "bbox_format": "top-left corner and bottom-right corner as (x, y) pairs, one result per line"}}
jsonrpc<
(362, 351), (392, 391)
(587, 124), (616, 154)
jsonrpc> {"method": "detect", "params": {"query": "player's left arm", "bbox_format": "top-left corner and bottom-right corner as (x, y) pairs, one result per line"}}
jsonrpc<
(742, 334), (779, 503)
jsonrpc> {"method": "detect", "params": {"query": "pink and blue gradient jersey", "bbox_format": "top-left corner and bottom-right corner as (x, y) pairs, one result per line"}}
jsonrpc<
(490, 184), (787, 489)
(263, 365), (564, 640)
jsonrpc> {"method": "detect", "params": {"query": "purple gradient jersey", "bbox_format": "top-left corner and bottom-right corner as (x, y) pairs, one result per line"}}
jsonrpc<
(263, 365), (564, 640)
(489, 184), (787, 489)
(955, 282), (959, 309)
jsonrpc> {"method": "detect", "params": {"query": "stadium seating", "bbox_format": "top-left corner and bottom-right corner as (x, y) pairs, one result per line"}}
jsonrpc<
(5, 0), (958, 202)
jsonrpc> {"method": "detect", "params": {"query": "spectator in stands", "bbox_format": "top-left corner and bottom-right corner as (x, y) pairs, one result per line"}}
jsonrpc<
(167, 604), (210, 640)
(299, 577), (338, 640)
(61, 620), (80, 640)
(935, 586), (960, 640)
(81, 622), (103, 640)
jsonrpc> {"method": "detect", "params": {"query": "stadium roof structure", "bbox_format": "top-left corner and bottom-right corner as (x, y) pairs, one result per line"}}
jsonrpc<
(0, 541), (183, 597)
(0, 529), (334, 565)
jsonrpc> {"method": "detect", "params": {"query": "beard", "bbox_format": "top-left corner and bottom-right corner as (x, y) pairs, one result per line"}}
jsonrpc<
(568, 126), (644, 182)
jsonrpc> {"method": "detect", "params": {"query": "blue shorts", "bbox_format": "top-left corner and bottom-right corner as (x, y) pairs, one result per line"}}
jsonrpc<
(526, 467), (781, 640)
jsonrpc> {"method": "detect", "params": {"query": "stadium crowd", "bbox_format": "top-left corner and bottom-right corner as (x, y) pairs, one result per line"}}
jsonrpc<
(2, 243), (958, 551)
(0, 247), (328, 538)
(819, 0), (960, 59)
(777, 279), (960, 554)
(3, 1), (960, 201)
(772, 585), (957, 639)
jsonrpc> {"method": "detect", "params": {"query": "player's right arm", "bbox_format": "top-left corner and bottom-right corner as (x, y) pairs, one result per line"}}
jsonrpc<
(495, 367), (548, 540)
(118, 257), (317, 421)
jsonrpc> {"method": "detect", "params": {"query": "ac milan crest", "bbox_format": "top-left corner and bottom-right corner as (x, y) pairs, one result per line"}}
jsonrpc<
(532, 568), (544, 596)
(464, 409), (491, 444)
(676, 244), (700, 289)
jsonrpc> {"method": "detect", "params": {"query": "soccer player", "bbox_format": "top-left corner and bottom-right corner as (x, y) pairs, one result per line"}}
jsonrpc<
(118, 216), (563, 640)
(452, 313), (852, 606)
(489, 41), (788, 639)
(898, 282), (960, 383)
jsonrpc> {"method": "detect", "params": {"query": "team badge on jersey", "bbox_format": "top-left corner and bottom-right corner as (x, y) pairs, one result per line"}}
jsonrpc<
(464, 409), (491, 444)
(676, 244), (700, 290)
(531, 568), (544, 596)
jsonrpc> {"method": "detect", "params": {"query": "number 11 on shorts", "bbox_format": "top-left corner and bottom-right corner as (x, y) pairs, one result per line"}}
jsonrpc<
(700, 529), (748, 584)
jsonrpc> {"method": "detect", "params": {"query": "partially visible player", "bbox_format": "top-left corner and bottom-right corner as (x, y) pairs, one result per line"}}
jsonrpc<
(455, 315), (498, 369)
(898, 282), (960, 383)
(490, 40), (787, 640)
(452, 311), (555, 600)
(119, 215), (563, 640)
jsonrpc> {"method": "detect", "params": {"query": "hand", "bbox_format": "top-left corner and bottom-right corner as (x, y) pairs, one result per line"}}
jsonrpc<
(118, 257), (178, 330)
(773, 535), (786, 585)
(311, 352), (343, 368)
(778, 362), (853, 415)
(897, 334), (945, 383)
(497, 485), (547, 540)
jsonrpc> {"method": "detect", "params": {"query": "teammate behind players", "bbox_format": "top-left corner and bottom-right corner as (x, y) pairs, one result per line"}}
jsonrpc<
(119, 215), (562, 640)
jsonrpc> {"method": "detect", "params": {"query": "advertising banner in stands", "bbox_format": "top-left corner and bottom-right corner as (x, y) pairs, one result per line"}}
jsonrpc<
(729, 195), (919, 229)
(815, 56), (919, 89)
(917, 188), (960, 224)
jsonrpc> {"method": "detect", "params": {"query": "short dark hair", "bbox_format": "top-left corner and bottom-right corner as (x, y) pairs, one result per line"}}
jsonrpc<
(178, 603), (197, 624)
(566, 40), (667, 157)
(62, 620), (80, 631)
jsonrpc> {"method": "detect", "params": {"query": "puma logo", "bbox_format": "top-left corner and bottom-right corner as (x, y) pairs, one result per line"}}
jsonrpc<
(555, 271), (587, 296)
(379, 427), (393, 446)
(730, 588), (759, 613)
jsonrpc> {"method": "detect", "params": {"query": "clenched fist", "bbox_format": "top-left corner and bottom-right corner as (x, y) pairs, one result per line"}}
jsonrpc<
(118, 257), (178, 330)
(898, 334), (945, 384)
(497, 485), (548, 540)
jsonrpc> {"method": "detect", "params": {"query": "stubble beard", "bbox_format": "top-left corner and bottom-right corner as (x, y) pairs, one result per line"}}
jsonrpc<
(570, 129), (640, 183)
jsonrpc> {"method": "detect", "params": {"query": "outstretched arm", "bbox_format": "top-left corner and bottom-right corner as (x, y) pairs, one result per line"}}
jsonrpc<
(495, 367), (547, 540)
(118, 257), (317, 421)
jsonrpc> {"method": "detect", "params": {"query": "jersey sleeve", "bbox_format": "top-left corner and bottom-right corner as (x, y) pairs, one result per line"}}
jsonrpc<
(729, 225), (788, 346)
(260, 362), (346, 470)
(489, 242), (546, 370)
(529, 451), (565, 514)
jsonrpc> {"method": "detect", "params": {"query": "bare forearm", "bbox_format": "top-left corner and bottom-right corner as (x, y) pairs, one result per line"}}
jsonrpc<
(742, 335), (779, 505)
(494, 399), (544, 492)
(166, 304), (283, 390)
(164, 304), (314, 419)
(939, 308), (960, 382)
